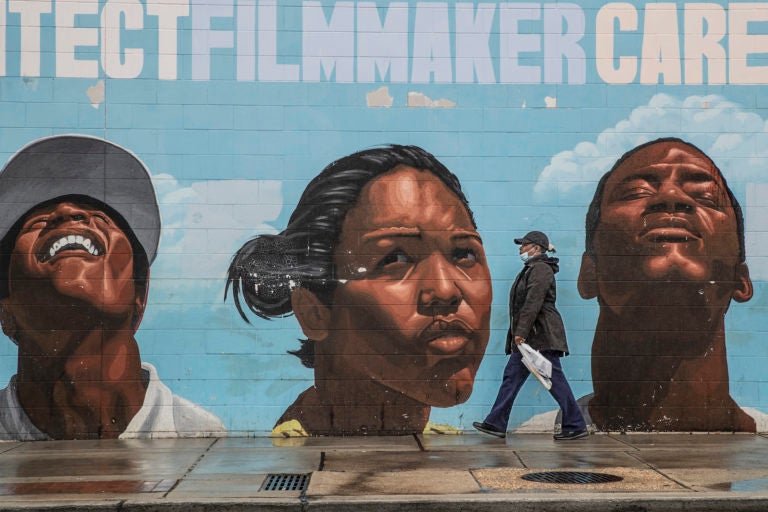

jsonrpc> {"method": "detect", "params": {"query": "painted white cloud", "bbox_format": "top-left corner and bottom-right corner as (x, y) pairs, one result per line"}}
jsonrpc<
(150, 175), (282, 285)
(533, 93), (768, 278)
(111, 173), (286, 343)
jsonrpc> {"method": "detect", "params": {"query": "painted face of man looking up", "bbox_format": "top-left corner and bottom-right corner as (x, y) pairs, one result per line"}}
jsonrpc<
(3, 199), (143, 338)
(579, 138), (752, 332)
(0, 135), (224, 441)
(577, 138), (756, 432)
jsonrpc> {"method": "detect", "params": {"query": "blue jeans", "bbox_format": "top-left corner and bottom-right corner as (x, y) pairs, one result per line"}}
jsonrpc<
(484, 350), (586, 432)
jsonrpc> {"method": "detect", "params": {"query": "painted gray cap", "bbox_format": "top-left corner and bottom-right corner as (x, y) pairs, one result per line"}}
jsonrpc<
(0, 135), (160, 264)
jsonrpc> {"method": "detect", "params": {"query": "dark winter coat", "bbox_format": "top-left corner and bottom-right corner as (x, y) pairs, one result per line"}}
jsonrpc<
(505, 254), (569, 356)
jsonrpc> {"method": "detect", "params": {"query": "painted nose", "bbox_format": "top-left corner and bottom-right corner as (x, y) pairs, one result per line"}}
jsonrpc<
(647, 182), (696, 214)
(46, 202), (92, 227)
(417, 255), (463, 317)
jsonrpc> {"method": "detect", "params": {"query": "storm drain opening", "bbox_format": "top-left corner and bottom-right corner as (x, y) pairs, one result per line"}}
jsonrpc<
(521, 471), (624, 485)
(259, 473), (311, 492)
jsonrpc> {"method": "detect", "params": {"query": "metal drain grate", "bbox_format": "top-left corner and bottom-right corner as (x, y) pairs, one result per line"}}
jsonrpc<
(259, 473), (310, 492)
(521, 471), (623, 484)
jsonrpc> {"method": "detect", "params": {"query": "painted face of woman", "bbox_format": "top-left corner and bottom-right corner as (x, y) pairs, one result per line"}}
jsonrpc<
(323, 165), (492, 407)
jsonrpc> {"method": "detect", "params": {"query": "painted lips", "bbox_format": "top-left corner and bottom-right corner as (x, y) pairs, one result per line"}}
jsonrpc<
(641, 227), (700, 243)
(639, 217), (701, 244)
(419, 319), (474, 354)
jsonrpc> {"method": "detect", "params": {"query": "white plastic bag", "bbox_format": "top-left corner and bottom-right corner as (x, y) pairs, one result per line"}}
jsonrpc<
(518, 342), (553, 390)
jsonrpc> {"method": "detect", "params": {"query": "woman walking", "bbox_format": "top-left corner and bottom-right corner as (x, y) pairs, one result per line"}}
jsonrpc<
(473, 231), (587, 440)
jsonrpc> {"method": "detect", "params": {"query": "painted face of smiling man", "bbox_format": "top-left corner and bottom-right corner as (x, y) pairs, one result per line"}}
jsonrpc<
(3, 198), (142, 338)
(0, 135), (160, 349)
(313, 165), (492, 408)
(579, 139), (752, 320)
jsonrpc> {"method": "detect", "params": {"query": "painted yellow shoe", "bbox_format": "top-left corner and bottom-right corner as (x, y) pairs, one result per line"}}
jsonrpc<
(424, 421), (462, 435)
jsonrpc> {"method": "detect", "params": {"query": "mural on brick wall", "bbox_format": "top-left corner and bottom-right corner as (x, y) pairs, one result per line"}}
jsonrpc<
(578, 138), (763, 432)
(226, 146), (492, 435)
(0, 1), (766, 438)
(0, 135), (224, 440)
(523, 98), (768, 434)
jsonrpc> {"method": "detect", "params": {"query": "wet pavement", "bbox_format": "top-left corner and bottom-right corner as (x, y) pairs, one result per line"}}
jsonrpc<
(0, 432), (767, 511)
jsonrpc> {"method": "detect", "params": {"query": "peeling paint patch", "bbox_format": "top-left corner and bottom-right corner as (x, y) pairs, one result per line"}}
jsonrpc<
(522, 100), (527, 108)
(366, 86), (393, 108)
(407, 92), (455, 108)
(87, 80), (105, 109)
(545, 96), (557, 108)
(22, 77), (38, 91)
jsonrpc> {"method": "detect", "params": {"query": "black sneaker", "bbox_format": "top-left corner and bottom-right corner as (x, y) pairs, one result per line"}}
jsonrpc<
(472, 421), (506, 438)
(553, 429), (589, 441)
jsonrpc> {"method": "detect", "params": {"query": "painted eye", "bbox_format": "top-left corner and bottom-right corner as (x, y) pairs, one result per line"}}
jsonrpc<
(685, 183), (724, 210)
(22, 216), (49, 230)
(620, 187), (655, 201)
(92, 213), (111, 224)
(454, 247), (478, 266)
(376, 250), (412, 269)
(694, 195), (718, 208)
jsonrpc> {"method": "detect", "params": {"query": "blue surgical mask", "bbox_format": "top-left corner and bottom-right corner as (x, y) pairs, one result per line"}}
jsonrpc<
(520, 251), (529, 263)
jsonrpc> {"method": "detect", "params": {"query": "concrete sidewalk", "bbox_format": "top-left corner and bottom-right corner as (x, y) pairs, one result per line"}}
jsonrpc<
(0, 432), (767, 511)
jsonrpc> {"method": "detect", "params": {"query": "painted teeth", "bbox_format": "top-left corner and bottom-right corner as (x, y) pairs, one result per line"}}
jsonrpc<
(46, 235), (100, 259)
